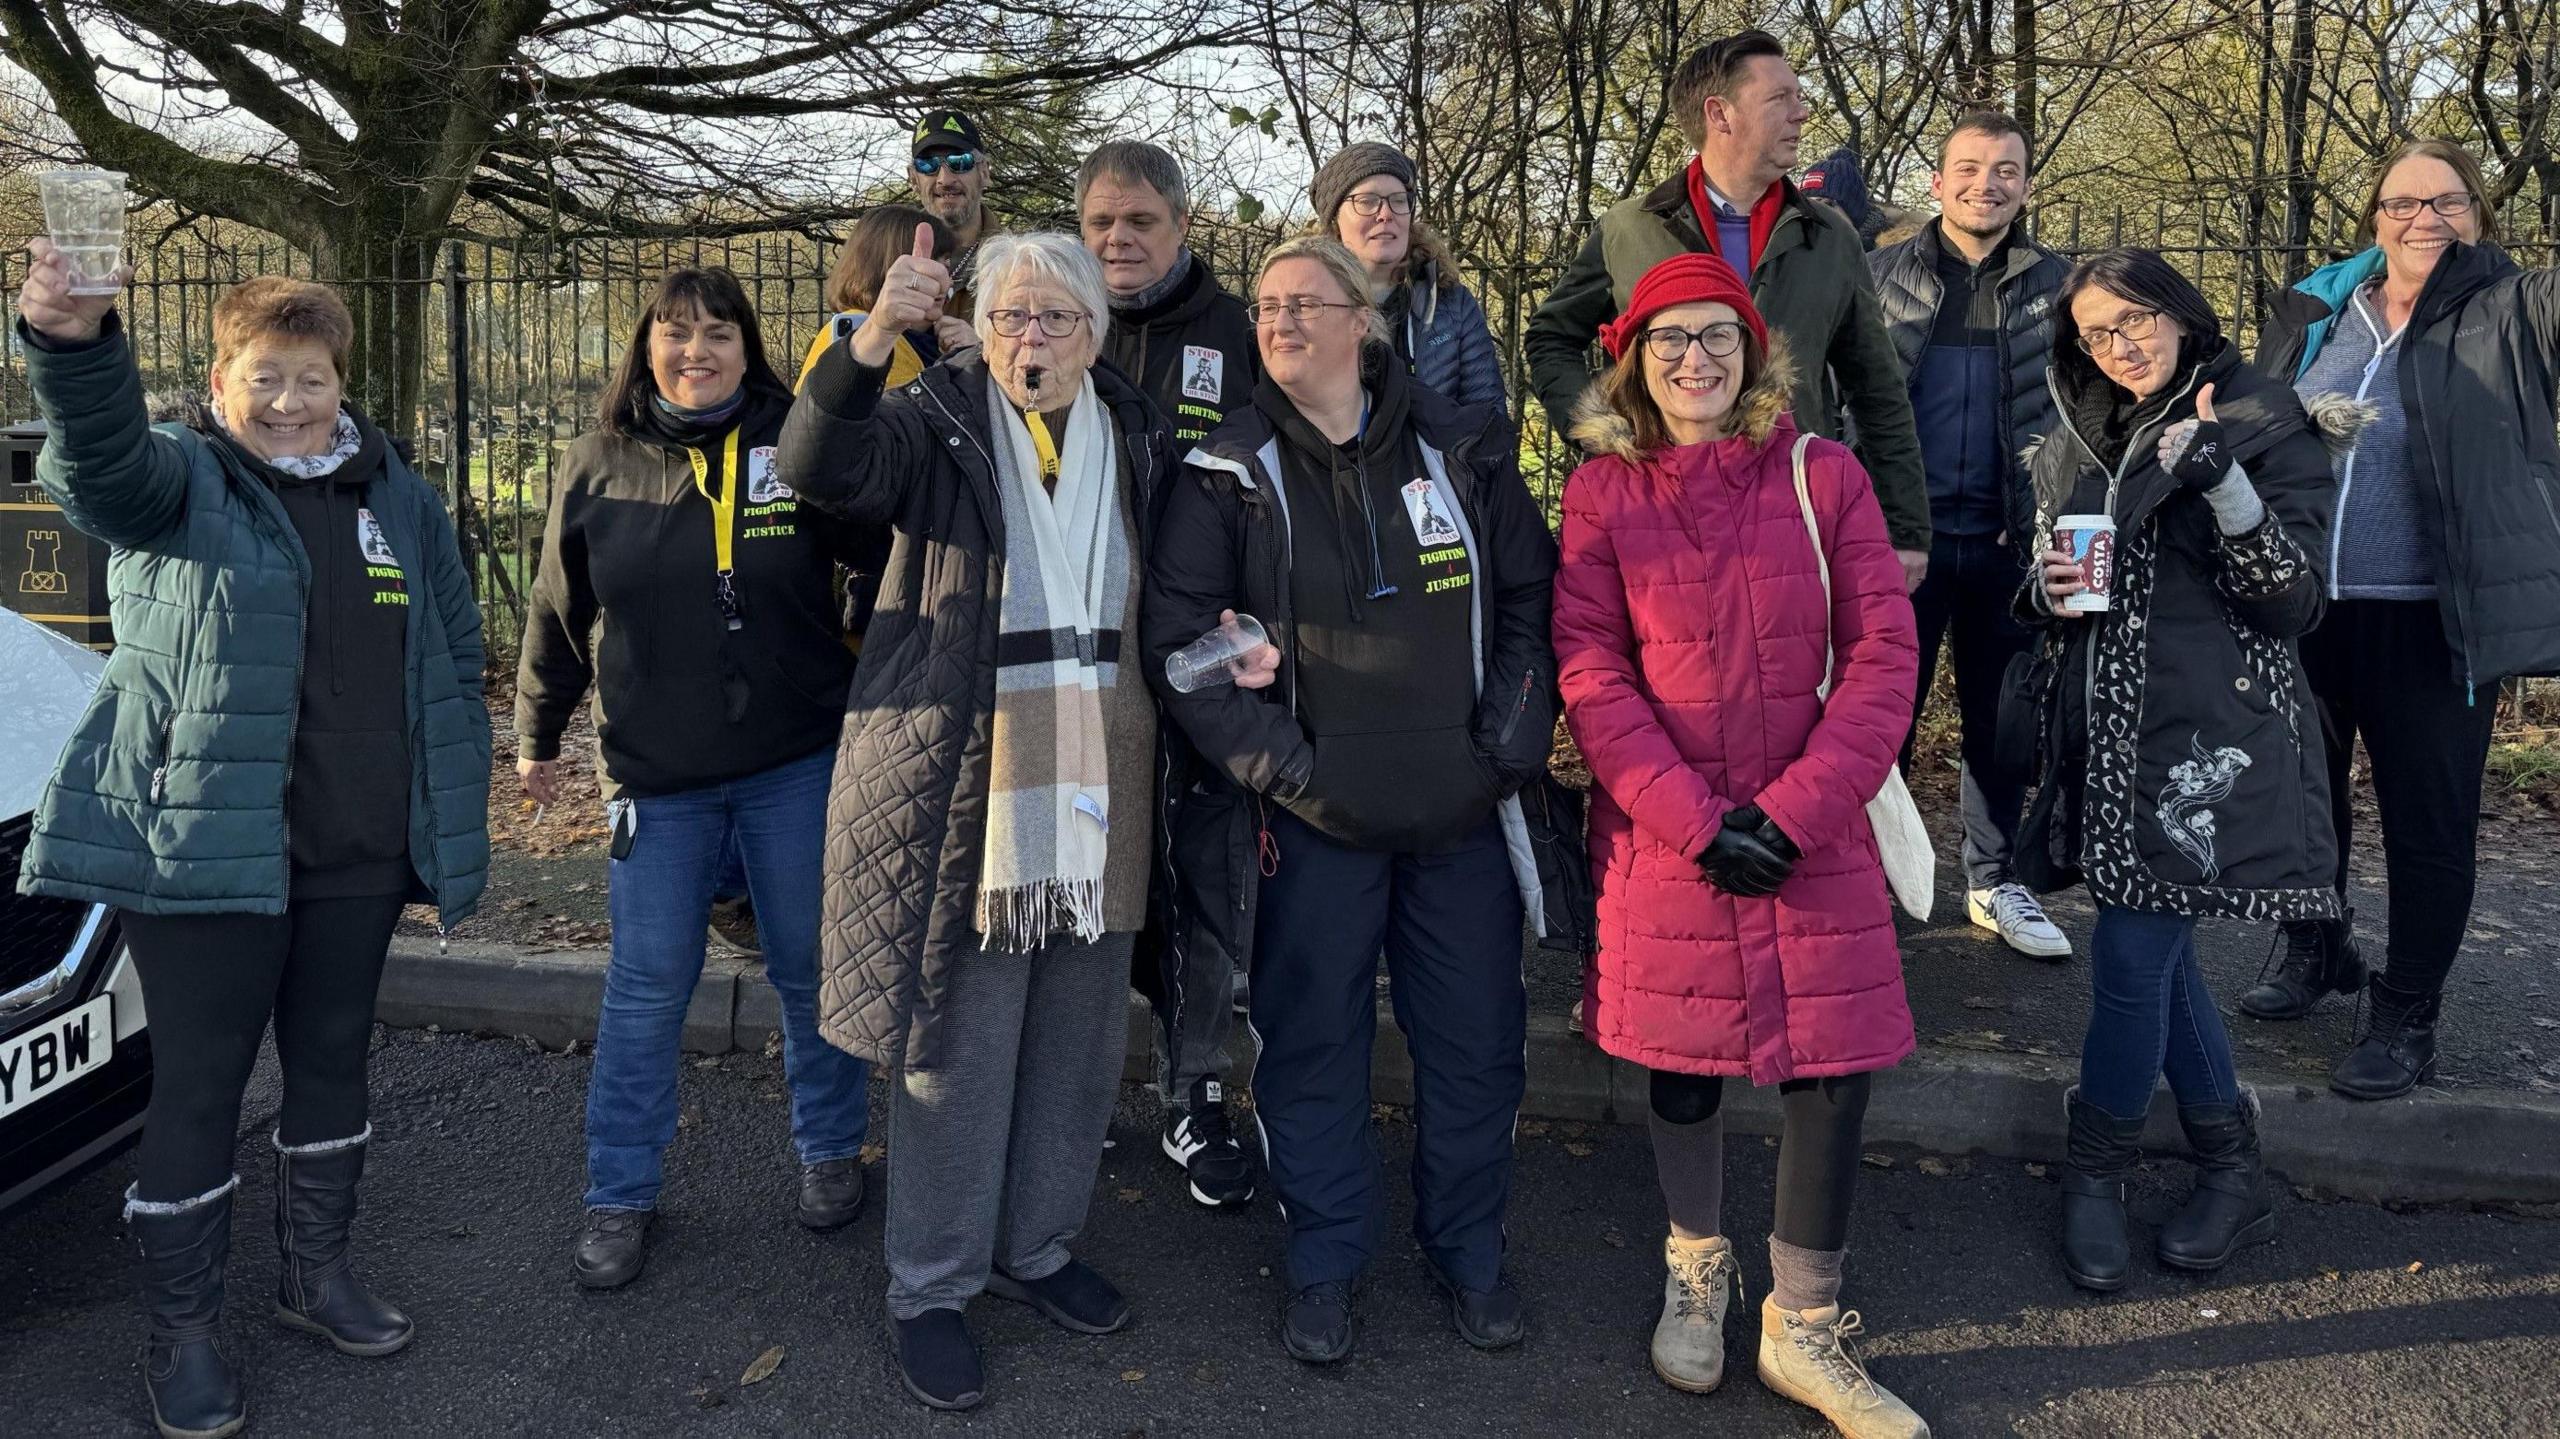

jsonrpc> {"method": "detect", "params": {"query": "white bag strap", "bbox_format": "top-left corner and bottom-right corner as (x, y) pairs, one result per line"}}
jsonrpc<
(1789, 433), (1835, 700)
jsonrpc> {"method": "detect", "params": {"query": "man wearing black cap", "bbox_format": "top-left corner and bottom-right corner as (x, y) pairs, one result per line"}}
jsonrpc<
(908, 110), (997, 318)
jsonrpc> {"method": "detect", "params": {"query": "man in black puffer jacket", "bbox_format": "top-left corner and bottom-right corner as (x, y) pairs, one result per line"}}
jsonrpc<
(1869, 110), (2072, 960)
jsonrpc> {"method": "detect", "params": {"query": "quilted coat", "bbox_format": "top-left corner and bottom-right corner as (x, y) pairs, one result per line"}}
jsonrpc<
(14, 316), (490, 926)
(776, 342), (1171, 1070)
(1553, 351), (1921, 1084)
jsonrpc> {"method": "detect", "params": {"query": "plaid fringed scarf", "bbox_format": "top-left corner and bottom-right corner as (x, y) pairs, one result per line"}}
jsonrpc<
(977, 373), (1127, 951)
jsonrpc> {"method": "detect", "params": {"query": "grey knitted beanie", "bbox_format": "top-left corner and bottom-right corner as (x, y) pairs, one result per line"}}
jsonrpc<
(1310, 142), (1418, 228)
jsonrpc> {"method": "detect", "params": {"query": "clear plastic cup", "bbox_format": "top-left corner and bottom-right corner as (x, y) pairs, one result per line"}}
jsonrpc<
(1166, 613), (1270, 693)
(37, 169), (128, 296)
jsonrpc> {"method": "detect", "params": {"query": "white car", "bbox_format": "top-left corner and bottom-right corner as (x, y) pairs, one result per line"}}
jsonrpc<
(0, 605), (150, 1215)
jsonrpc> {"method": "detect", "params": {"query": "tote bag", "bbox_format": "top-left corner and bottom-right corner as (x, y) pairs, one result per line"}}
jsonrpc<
(1791, 434), (1936, 920)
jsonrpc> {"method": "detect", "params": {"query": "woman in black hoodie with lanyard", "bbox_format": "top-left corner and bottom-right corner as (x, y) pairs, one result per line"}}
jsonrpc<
(517, 268), (873, 1290)
(1145, 236), (1564, 1366)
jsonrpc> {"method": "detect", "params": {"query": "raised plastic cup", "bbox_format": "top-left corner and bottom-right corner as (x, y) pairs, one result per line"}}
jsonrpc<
(1166, 613), (1271, 694)
(37, 169), (129, 296)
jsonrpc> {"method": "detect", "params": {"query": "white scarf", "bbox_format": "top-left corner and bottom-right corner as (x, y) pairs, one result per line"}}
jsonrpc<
(976, 372), (1127, 950)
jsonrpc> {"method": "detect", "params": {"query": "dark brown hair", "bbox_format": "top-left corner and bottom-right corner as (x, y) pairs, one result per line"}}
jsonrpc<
(213, 276), (355, 380)
(1939, 110), (2031, 171)
(2052, 248), (2223, 396)
(825, 205), (955, 314)
(2359, 138), (2499, 246)
(596, 267), (788, 435)
(1668, 31), (1787, 151)
(1596, 314), (1769, 454)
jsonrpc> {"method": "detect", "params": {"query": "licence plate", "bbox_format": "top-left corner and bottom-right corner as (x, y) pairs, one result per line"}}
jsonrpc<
(0, 994), (112, 1119)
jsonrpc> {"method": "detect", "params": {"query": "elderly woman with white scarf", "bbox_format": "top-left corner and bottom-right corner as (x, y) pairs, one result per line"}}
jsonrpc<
(775, 228), (1188, 1412)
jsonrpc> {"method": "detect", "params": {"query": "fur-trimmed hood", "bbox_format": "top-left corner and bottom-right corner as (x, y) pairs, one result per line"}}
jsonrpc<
(1567, 338), (1800, 462)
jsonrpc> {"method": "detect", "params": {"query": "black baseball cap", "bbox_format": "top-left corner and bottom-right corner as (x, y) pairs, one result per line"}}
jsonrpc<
(911, 111), (984, 158)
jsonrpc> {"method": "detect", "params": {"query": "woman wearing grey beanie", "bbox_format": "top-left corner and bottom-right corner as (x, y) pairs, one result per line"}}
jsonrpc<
(1309, 143), (1508, 414)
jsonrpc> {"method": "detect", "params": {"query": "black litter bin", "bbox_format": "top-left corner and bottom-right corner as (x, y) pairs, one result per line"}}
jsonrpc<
(1, 420), (113, 649)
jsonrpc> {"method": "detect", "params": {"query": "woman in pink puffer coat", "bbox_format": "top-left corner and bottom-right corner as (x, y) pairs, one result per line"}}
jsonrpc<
(1553, 254), (1925, 1439)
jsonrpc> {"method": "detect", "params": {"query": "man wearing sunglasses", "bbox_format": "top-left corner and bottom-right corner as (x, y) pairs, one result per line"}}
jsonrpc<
(909, 110), (998, 317)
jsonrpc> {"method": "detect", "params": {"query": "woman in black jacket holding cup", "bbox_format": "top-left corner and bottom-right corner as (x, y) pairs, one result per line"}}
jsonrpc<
(2015, 249), (2359, 1292)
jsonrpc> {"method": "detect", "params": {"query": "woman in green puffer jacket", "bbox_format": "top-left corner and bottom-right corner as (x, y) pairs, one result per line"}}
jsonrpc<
(15, 238), (489, 1439)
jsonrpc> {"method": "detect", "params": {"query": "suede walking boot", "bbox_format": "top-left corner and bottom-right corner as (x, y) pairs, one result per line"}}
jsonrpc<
(1651, 1233), (1738, 1393)
(1756, 1297), (1931, 1438)
(127, 1178), (247, 1439)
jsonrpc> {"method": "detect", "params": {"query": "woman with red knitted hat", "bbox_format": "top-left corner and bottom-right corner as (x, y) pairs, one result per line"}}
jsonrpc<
(1553, 253), (1928, 1439)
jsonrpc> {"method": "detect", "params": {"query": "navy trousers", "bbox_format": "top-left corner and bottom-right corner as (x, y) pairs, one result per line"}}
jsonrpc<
(1248, 807), (1526, 1291)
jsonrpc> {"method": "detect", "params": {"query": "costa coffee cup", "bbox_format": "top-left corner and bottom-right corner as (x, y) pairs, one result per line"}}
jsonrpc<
(2053, 514), (2118, 613)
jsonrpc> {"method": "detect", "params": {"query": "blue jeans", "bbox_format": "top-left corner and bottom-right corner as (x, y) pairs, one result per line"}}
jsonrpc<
(584, 747), (870, 1210)
(2080, 906), (2241, 1121)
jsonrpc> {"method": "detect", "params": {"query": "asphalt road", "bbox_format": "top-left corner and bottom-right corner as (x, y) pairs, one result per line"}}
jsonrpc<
(6, 1030), (2556, 1437)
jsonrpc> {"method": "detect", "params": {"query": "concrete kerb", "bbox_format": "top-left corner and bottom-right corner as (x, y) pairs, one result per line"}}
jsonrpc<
(384, 938), (2560, 1206)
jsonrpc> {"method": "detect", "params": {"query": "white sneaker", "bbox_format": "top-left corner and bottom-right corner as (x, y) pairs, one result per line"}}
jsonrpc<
(1967, 883), (2071, 959)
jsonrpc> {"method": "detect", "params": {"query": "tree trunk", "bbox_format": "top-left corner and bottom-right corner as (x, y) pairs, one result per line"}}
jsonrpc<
(315, 220), (435, 442)
(2013, 0), (2038, 152)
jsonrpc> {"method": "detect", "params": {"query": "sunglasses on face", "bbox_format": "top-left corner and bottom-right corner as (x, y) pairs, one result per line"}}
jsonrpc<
(913, 151), (979, 177)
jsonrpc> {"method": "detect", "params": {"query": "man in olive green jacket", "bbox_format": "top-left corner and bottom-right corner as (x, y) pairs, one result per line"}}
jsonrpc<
(1526, 30), (1931, 586)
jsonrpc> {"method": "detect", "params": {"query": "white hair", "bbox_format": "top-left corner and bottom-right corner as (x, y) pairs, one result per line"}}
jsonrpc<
(972, 233), (1112, 350)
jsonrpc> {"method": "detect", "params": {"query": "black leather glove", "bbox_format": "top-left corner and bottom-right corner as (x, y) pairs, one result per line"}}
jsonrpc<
(1698, 805), (1799, 897)
(2164, 417), (2229, 490)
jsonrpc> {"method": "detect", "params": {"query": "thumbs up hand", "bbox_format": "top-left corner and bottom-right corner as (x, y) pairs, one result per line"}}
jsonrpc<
(2157, 381), (2230, 490)
(852, 222), (953, 367)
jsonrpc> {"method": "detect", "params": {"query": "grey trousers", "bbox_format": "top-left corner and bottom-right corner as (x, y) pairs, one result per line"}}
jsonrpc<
(884, 929), (1134, 1320)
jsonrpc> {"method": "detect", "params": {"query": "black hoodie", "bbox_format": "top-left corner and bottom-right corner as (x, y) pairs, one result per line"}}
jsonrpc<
(516, 382), (858, 799)
(1104, 255), (1260, 447)
(207, 408), (416, 898)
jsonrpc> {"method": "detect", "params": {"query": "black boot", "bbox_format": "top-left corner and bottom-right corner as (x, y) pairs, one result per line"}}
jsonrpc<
(2239, 911), (2366, 1021)
(272, 1128), (415, 1356)
(127, 1179), (247, 1439)
(2330, 981), (2439, 1100)
(2058, 1088), (2145, 1292)
(2157, 1091), (2276, 1270)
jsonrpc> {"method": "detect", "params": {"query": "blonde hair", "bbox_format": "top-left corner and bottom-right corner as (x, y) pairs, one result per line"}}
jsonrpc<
(1255, 235), (1382, 344)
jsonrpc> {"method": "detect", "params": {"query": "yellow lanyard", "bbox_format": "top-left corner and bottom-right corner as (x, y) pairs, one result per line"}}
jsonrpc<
(685, 428), (744, 629)
(1023, 409), (1061, 483)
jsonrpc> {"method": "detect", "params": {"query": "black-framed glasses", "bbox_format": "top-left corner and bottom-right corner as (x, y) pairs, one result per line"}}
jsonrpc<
(913, 151), (979, 177)
(1344, 191), (1415, 218)
(986, 308), (1088, 339)
(1250, 297), (1363, 325)
(2375, 192), (2476, 221)
(2076, 308), (2161, 355)
(1641, 322), (1745, 362)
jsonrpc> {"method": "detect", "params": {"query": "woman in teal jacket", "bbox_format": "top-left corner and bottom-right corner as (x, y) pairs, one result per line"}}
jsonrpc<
(15, 239), (490, 1439)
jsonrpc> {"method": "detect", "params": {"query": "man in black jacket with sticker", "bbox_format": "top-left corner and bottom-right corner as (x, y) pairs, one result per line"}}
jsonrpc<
(1077, 138), (1267, 1207)
(1079, 140), (1260, 449)
(1869, 110), (2073, 961)
(1145, 236), (1571, 1365)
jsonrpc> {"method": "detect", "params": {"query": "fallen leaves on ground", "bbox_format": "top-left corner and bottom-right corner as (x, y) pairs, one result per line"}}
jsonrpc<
(740, 1345), (785, 1386)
